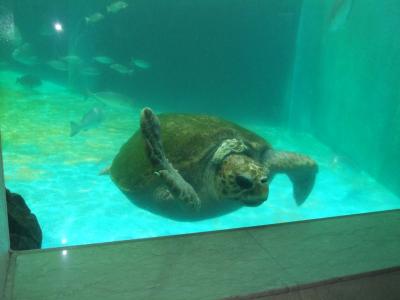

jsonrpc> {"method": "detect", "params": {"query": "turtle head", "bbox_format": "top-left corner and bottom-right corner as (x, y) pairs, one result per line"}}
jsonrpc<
(215, 154), (269, 206)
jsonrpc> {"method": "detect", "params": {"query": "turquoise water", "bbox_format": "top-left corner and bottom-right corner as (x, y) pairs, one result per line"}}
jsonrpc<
(2, 69), (399, 248)
(1, 1), (400, 248)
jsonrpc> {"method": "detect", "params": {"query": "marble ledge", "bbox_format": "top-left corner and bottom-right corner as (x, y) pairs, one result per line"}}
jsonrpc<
(4, 209), (400, 300)
(228, 267), (400, 300)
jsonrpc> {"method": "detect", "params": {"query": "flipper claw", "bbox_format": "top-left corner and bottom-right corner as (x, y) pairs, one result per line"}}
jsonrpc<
(141, 107), (201, 209)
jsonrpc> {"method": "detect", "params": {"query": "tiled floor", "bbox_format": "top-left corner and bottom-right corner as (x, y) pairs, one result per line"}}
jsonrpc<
(4, 210), (400, 300)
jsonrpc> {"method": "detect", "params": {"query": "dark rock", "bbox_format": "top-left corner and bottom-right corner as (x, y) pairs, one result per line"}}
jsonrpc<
(6, 189), (42, 250)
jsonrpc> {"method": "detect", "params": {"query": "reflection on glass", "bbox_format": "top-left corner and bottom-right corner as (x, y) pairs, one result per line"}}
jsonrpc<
(1, 0), (399, 250)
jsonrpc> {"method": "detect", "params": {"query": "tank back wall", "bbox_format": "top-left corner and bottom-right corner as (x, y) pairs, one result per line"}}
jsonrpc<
(11, 0), (302, 124)
(291, 0), (400, 197)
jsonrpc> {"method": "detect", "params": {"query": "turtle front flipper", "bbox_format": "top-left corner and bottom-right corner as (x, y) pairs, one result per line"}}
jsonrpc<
(265, 150), (318, 205)
(140, 107), (201, 210)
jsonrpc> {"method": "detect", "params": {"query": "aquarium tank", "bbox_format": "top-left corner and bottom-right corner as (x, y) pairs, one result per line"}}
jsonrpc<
(0, 0), (399, 249)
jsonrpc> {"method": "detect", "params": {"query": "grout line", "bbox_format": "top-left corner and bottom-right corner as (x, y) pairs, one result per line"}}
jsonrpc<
(3, 251), (17, 300)
(246, 229), (294, 284)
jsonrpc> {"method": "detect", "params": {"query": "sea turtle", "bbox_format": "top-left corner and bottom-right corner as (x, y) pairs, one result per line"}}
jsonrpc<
(110, 108), (318, 220)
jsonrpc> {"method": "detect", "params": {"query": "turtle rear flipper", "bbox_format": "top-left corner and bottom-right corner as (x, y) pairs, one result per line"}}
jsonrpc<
(265, 150), (318, 205)
(140, 107), (201, 209)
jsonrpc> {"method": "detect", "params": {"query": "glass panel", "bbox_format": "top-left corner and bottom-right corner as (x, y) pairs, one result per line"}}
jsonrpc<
(1, 0), (399, 249)
(0, 133), (10, 292)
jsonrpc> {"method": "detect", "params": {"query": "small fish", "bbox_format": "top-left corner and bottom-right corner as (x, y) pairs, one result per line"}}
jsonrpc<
(106, 1), (128, 14)
(70, 106), (105, 137)
(12, 43), (39, 65)
(89, 91), (134, 110)
(93, 56), (114, 65)
(131, 58), (151, 69)
(47, 59), (69, 71)
(62, 55), (82, 65)
(110, 63), (134, 75)
(328, 0), (353, 32)
(16, 74), (42, 88)
(85, 12), (104, 24)
(80, 66), (102, 76)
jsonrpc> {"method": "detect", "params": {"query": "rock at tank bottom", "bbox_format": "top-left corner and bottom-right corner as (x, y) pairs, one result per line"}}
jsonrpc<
(6, 188), (42, 250)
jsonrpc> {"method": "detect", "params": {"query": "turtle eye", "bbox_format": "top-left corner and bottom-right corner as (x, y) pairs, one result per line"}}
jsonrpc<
(236, 174), (254, 189)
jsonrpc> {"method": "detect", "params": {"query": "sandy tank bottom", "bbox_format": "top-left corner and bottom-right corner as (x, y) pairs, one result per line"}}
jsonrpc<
(1, 69), (399, 249)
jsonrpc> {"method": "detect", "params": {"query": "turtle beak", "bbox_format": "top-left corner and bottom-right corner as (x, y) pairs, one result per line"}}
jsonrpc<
(242, 182), (269, 206)
(259, 177), (269, 199)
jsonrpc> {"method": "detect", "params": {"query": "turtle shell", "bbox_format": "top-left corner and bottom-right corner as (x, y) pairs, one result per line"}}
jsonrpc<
(110, 113), (271, 202)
